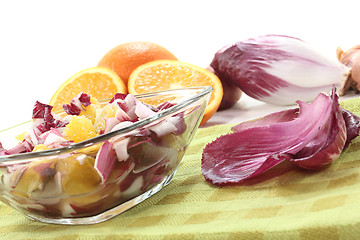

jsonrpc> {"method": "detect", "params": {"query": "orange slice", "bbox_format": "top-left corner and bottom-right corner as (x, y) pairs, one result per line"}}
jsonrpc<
(128, 60), (223, 125)
(49, 67), (127, 112)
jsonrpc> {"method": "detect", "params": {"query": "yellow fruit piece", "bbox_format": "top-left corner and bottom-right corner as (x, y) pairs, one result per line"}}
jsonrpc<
(15, 132), (27, 142)
(12, 159), (56, 197)
(13, 168), (43, 196)
(49, 67), (127, 113)
(32, 144), (50, 152)
(94, 104), (118, 133)
(76, 142), (103, 156)
(79, 97), (102, 124)
(56, 154), (101, 195)
(64, 115), (98, 143)
(12, 154), (101, 197)
(128, 60), (223, 125)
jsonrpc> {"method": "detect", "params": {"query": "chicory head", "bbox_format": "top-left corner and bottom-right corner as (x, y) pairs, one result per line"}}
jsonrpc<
(210, 35), (350, 105)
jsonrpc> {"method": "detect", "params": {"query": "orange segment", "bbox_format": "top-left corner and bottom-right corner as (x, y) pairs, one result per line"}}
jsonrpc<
(64, 115), (98, 143)
(56, 154), (101, 195)
(128, 60), (223, 125)
(49, 67), (127, 112)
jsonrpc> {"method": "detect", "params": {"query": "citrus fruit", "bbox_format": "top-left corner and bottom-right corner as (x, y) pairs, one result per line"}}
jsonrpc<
(127, 60), (223, 125)
(49, 67), (127, 112)
(64, 115), (97, 143)
(13, 165), (45, 196)
(93, 104), (118, 133)
(207, 66), (242, 110)
(56, 154), (101, 195)
(97, 41), (177, 84)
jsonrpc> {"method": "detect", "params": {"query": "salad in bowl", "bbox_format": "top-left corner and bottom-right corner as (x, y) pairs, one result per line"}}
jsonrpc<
(0, 86), (211, 225)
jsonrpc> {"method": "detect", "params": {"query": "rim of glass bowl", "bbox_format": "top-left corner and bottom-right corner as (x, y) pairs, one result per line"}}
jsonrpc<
(0, 86), (212, 162)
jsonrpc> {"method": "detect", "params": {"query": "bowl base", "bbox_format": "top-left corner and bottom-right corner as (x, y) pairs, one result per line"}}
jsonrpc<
(22, 169), (178, 225)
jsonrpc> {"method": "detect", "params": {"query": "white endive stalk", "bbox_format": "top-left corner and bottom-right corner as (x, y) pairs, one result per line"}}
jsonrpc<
(211, 35), (351, 105)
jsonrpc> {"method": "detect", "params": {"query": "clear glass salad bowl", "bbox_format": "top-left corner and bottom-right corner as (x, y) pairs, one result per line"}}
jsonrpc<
(0, 86), (211, 225)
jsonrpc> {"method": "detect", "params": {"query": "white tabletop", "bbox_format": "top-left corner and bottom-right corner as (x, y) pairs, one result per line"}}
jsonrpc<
(0, 0), (359, 129)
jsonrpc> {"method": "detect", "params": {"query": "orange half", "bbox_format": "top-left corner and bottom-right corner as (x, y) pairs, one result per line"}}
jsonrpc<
(128, 60), (223, 125)
(49, 67), (127, 112)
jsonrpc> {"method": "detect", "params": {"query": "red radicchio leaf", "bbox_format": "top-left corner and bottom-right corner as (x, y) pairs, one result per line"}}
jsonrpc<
(33, 101), (53, 119)
(341, 109), (360, 148)
(0, 142), (7, 155)
(32, 101), (67, 132)
(63, 103), (81, 115)
(104, 117), (121, 134)
(201, 89), (350, 186)
(112, 158), (135, 181)
(4, 142), (27, 155)
(95, 141), (117, 183)
(115, 108), (130, 122)
(78, 92), (91, 107)
(63, 92), (92, 115)
(201, 130), (294, 185)
(290, 91), (347, 169)
(232, 108), (299, 132)
(109, 93), (127, 103)
(134, 100), (157, 119)
(5, 138), (34, 155)
(156, 101), (176, 111)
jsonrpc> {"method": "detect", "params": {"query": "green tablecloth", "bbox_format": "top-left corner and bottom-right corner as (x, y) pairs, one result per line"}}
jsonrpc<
(1, 98), (360, 239)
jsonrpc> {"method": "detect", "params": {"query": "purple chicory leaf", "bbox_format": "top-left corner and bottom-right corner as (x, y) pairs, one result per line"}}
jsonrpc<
(123, 95), (138, 120)
(134, 100), (157, 119)
(149, 118), (178, 137)
(156, 101), (176, 111)
(171, 113), (187, 135)
(232, 108), (299, 132)
(111, 121), (135, 133)
(341, 109), (360, 148)
(111, 94), (139, 120)
(290, 89), (347, 169)
(78, 92), (91, 107)
(32, 101), (67, 132)
(210, 35), (350, 105)
(33, 101), (53, 119)
(201, 127), (294, 185)
(29, 128), (40, 146)
(40, 128), (63, 139)
(0, 143), (7, 155)
(115, 108), (131, 122)
(63, 103), (81, 116)
(128, 142), (170, 174)
(43, 132), (69, 146)
(5, 139), (33, 155)
(109, 93), (127, 103)
(63, 92), (92, 115)
(95, 141), (117, 183)
(113, 138), (131, 162)
(112, 158), (135, 182)
(201, 89), (348, 186)
(104, 117), (121, 134)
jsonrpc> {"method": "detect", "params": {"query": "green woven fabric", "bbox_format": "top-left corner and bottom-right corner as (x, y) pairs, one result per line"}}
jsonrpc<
(1, 98), (360, 239)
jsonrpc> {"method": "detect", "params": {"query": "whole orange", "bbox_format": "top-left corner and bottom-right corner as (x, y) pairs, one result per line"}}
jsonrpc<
(97, 41), (177, 84)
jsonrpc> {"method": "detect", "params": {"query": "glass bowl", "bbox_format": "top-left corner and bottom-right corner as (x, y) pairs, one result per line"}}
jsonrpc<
(0, 86), (212, 225)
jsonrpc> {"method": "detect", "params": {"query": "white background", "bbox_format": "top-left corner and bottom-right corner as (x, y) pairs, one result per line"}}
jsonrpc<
(0, 0), (359, 128)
